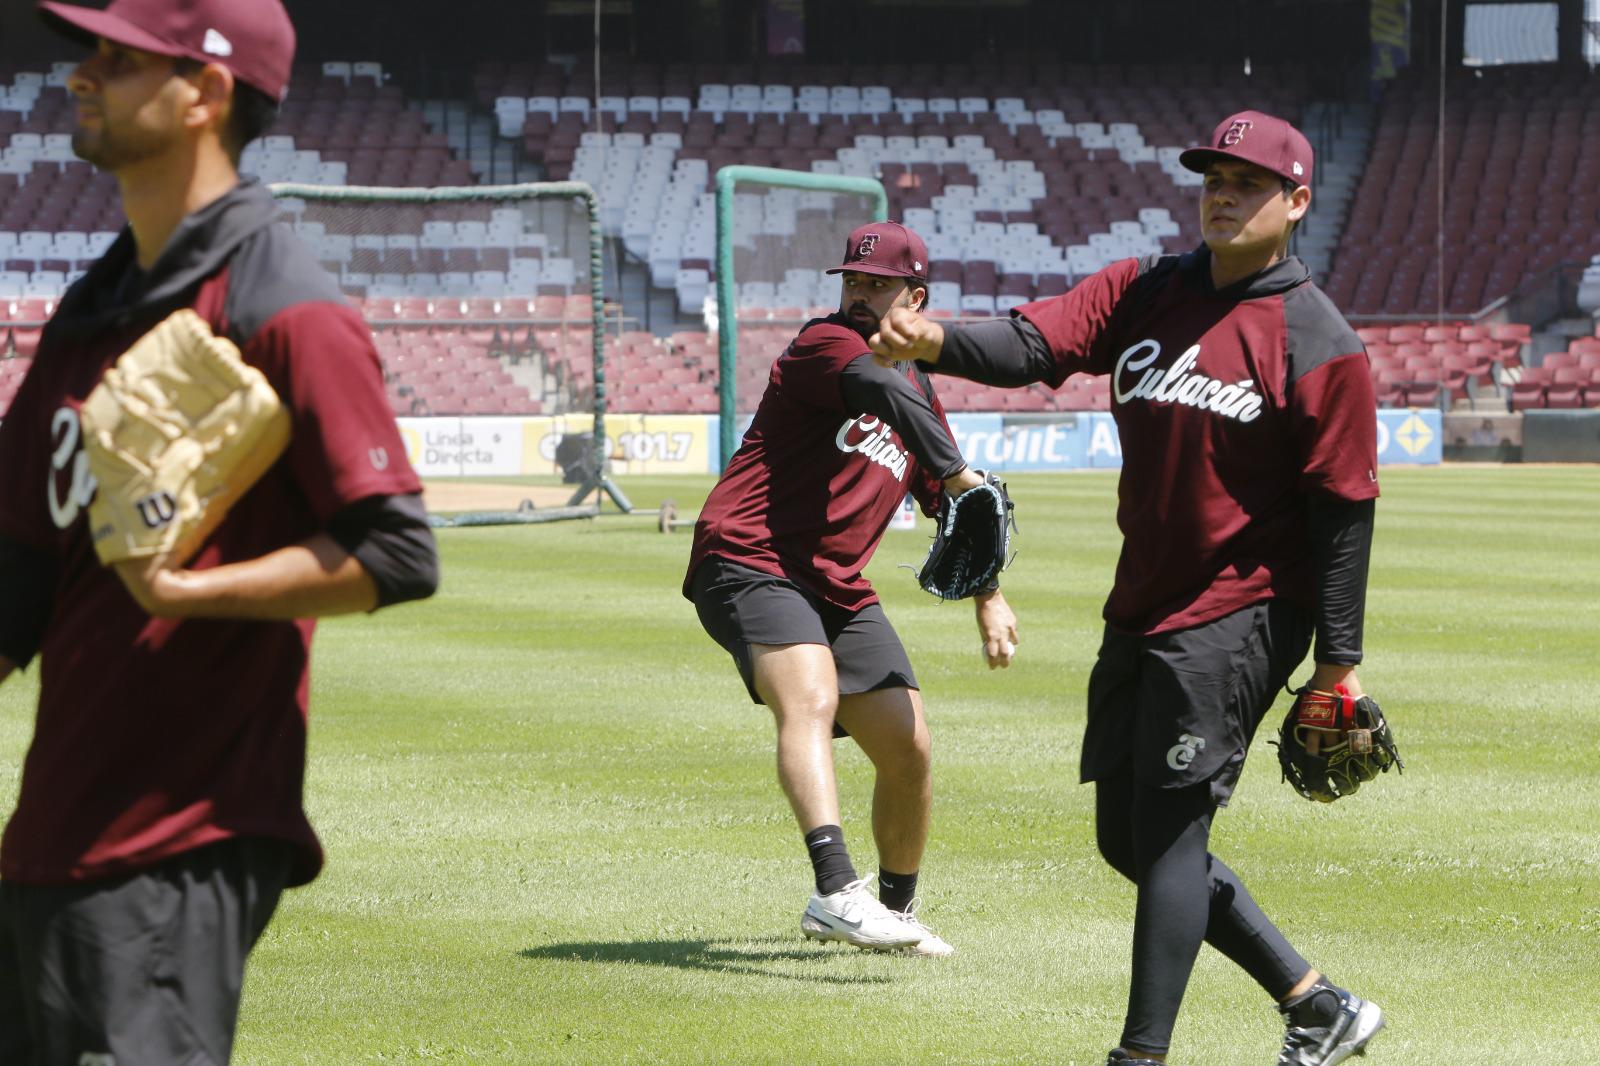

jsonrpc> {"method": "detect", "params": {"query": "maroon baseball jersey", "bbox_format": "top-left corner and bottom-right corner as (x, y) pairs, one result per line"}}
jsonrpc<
(0, 181), (420, 886)
(685, 314), (952, 610)
(1016, 250), (1378, 634)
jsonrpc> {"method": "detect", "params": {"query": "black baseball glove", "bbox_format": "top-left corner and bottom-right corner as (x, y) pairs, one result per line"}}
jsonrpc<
(1274, 686), (1404, 803)
(916, 470), (1015, 600)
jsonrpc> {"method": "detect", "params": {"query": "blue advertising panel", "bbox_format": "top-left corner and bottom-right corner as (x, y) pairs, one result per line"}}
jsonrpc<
(944, 413), (1092, 471)
(718, 407), (1442, 475)
(944, 410), (1440, 470)
(1375, 408), (1442, 464)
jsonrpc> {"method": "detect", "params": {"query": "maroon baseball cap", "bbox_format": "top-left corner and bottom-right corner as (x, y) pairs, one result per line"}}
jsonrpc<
(825, 221), (929, 281)
(1179, 110), (1314, 187)
(39, 0), (296, 103)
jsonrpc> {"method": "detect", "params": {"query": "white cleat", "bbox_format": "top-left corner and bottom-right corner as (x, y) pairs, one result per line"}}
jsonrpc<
(1279, 986), (1385, 1066)
(800, 877), (925, 949)
(886, 900), (954, 957)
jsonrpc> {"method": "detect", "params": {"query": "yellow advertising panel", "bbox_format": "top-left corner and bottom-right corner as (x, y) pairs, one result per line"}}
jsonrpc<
(520, 414), (715, 476)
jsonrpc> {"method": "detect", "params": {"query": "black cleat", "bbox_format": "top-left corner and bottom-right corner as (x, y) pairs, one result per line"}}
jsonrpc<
(1106, 1049), (1165, 1065)
(1278, 983), (1385, 1065)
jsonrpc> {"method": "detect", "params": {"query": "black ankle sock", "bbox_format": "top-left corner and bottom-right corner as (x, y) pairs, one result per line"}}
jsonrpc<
(877, 868), (918, 913)
(1283, 981), (1343, 1025)
(804, 824), (856, 896)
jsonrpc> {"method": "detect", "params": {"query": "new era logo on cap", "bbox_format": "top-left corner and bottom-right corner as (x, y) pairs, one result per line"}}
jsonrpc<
(1179, 109), (1314, 188)
(39, 0), (297, 102)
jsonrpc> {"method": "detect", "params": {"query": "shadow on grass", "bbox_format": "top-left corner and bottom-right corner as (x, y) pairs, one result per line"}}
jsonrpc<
(519, 936), (894, 985)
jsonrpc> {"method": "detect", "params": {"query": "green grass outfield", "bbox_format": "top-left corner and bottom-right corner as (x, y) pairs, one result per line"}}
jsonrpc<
(2, 466), (1597, 1064)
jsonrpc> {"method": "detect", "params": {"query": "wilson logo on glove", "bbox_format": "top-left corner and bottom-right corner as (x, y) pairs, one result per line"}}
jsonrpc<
(134, 490), (179, 530)
(79, 309), (291, 567)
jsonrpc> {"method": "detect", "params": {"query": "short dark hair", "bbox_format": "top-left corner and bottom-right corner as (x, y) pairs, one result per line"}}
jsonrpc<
(173, 58), (280, 161)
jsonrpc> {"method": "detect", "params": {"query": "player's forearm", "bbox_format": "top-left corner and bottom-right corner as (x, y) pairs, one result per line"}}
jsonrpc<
(127, 534), (379, 619)
(1308, 495), (1374, 665)
(931, 318), (1057, 387)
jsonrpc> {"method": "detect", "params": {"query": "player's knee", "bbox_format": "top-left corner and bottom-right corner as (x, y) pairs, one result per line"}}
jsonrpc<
(887, 728), (932, 780)
(768, 689), (838, 728)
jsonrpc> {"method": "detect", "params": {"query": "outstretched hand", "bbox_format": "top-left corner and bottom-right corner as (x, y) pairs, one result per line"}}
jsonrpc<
(869, 308), (945, 367)
(975, 588), (1018, 669)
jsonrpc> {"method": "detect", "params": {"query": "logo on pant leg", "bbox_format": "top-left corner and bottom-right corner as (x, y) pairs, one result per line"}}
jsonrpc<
(1166, 732), (1207, 771)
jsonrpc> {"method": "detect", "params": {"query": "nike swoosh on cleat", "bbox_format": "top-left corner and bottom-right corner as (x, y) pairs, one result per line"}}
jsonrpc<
(811, 910), (860, 931)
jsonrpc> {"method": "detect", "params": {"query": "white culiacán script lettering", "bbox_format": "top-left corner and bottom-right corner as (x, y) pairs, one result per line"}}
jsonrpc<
(48, 405), (97, 529)
(835, 415), (909, 479)
(1112, 339), (1264, 423)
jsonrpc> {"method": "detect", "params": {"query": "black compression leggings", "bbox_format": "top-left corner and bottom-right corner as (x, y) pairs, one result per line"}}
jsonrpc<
(1095, 769), (1311, 1056)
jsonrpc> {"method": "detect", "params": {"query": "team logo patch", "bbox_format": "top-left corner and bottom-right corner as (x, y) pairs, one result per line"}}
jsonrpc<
(853, 233), (879, 260)
(1221, 119), (1252, 146)
(1166, 732), (1207, 771)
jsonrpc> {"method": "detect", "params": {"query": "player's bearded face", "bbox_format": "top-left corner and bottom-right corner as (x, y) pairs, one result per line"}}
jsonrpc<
(68, 41), (193, 172)
(839, 272), (924, 336)
(1199, 161), (1305, 259)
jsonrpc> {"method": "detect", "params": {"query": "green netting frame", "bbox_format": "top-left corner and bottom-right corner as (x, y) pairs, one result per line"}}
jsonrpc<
(269, 180), (630, 513)
(713, 166), (888, 469)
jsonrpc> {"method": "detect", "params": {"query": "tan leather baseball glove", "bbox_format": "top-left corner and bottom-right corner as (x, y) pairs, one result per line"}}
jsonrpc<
(80, 309), (291, 566)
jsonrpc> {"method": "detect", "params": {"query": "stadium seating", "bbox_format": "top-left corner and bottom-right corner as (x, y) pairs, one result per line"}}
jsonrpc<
(1510, 328), (1600, 410)
(477, 59), (1313, 318)
(4, 55), (1583, 419)
(1326, 66), (1600, 316)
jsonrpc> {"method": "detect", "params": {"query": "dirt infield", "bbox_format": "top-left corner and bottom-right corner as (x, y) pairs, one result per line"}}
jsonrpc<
(421, 481), (574, 514)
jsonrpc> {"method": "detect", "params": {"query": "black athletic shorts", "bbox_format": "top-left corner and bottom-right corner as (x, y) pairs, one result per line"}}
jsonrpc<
(690, 555), (918, 721)
(0, 836), (292, 1066)
(1080, 599), (1313, 805)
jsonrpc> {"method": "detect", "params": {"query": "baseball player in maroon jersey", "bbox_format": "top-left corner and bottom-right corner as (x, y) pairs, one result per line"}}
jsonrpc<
(0, 1), (438, 1061)
(871, 113), (1385, 1063)
(684, 221), (1019, 957)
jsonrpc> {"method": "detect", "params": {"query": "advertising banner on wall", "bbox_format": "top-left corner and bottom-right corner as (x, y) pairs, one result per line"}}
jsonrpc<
(941, 409), (1441, 472)
(944, 413), (1123, 471)
(401, 406), (1440, 478)
(396, 417), (527, 477)
(1375, 408), (1442, 464)
(1370, 0), (1411, 87)
(397, 415), (717, 477)
(522, 413), (717, 476)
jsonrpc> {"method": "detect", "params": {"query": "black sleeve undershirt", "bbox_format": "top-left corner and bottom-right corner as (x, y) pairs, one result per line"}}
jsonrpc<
(0, 534), (55, 670)
(924, 316), (1057, 387)
(1308, 495), (1374, 665)
(839, 355), (966, 481)
(326, 493), (440, 609)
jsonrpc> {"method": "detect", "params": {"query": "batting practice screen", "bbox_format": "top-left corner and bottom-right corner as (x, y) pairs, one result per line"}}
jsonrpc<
(267, 180), (627, 510)
(713, 166), (888, 465)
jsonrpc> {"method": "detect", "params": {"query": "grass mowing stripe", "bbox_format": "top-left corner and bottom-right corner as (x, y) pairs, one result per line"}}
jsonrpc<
(0, 466), (1595, 1063)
